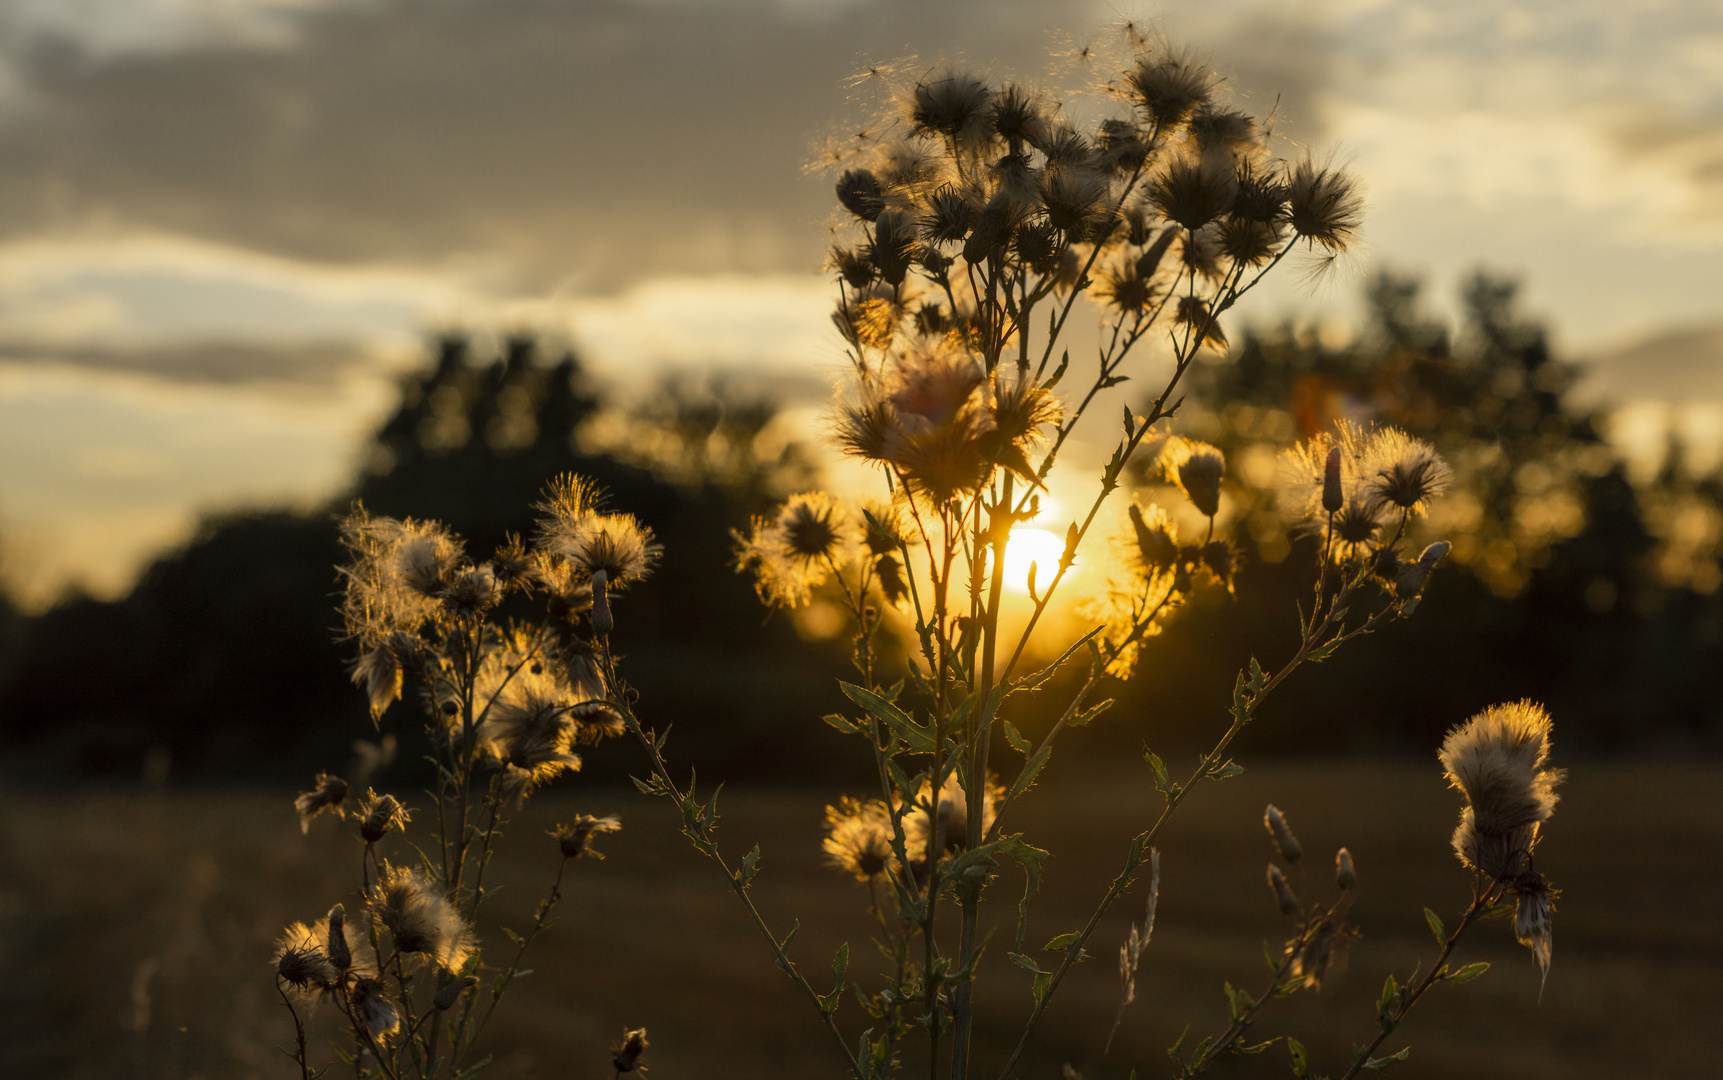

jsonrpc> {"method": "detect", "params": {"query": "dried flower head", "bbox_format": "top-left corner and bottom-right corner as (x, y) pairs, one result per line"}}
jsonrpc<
(552, 814), (622, 860)
(1123, 49), (1215, 130)
(1285, 157), (1362, 252)
(369, 864), (474, 971)
(911, 71), (993, 146)
(392, 524), (460, 598)
(822, 797), (897, 880)
(294, 773), (350, 834)
(275, 908), (378, 996)
(612, 1027), (650, 1075)
(1511, 870), (1558, 992)
(1149, 154), (1236, 231)
(351, 646), (403, 720)
(273, 937), (336, 997)
(906, 773), (1002, 861)
(836, 168), (884, 221)
(358, 790), (411, 844)
(778, 492), (849, 562)
(1128, 502), (1179, 571)
(441, 563), (501, 615)
(350, 977), (400, 1040)
(1364, 430), (1451, 514)
(1440, 701), (1564, 879)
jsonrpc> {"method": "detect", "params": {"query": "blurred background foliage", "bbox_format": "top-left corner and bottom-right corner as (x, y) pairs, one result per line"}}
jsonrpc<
(1, 270), (1719, 788)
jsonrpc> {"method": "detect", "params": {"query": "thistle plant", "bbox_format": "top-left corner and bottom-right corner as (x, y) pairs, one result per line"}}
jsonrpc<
(604, 29), (1560, 1080)
(277, 25), (1565, 1080)
(272, 481), (656, 1078)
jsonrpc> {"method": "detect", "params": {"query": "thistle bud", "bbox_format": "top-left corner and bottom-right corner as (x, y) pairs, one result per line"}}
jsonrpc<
(590, 569), (614, 635)
(433, 975), (479, 1011)
(1322, 446), (1343, 514)
(1176, 445), (1225, 518)
(1335, 847), (1357, 890)
(326, 904), (352, 973)
(1267, 863), (1300, 915)
(1395, 540), (1451, 599)
(1264, 804), (1302, 864)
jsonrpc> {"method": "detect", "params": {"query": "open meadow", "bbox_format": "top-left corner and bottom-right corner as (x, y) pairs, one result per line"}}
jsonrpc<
(3, 760), (1718, 1079)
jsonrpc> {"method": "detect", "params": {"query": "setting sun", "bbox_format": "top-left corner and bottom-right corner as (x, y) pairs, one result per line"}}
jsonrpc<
(1002, 527), (1067, 593)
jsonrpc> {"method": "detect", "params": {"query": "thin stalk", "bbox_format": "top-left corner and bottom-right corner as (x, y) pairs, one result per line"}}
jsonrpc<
(275, 981), (313, 1080)
(1334, 882), (1509, 1080)
(994, 575), (1403, 1080)
(602, 636), (866, 1080)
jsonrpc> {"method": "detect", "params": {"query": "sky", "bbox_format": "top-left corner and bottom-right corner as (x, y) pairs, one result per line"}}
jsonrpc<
(0, 0), (1719, 605)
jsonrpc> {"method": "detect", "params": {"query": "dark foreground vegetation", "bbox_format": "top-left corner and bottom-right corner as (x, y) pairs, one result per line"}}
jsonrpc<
(3, 762), (1717, 1079)
(2, 272), (1721, 787)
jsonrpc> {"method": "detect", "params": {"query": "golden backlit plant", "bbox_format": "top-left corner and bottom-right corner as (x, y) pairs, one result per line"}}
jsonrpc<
(283, 24), (1564, 1080)
(275, 480), (654, 1078)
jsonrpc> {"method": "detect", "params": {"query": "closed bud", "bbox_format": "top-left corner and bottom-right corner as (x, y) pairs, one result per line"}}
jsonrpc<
(1267, 863), (1300, 915)
(1175, 444), (1226, 518)
(1322, 447), (1343, 514)
(1336, 847), (1357, 890)
(433, 975), (479, 1011)
(1396, 540), (1451, 599)
(326, 904), (352, 973)
(1264, 804), (1302, 864)
(590, 569), (614, 635)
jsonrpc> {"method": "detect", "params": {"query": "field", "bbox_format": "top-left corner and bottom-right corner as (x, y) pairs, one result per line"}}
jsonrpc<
(3, 760), (1718, 1079)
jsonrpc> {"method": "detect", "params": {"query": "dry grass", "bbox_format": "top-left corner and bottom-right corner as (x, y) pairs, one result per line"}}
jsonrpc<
(2, 760), (1718, 1079)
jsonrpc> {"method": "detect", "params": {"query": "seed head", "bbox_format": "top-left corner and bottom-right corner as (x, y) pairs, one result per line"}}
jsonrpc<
(273, 939), (335, 995)
(1511, 870), (1558, 993)
(358, 791), (411, 844)
(1128, 502), (1179, 570)
(822, 797), (897, 880)
(612, 1027), (650, 1074)
(1149, 155), (1236, 231)
(1440, 702), (1564, 879)
(1285, 158), (1363, 252)
(919, 186), (976, 246)
(1264, 804), (1303, 864)
(836, 168), (884, 221)
(870, 209), (918, 286)
(1123, 50), (1215, 130)
(910, 72), (993, 147)
(991, 83), (1046, 146)
(1364, 429), (1450, 515)
(350, 647), (403, 720)
(780, 492), (849, 562)
(294, 773), (350, 834)
(369, 864), (474, 971)
(441, 564), (500, 615)
(552, 814), (622, 860)
(350, 977), (400, 1040)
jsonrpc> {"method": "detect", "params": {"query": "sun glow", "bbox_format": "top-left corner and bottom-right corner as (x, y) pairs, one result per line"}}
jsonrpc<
(1002, 527), (1067, 593)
